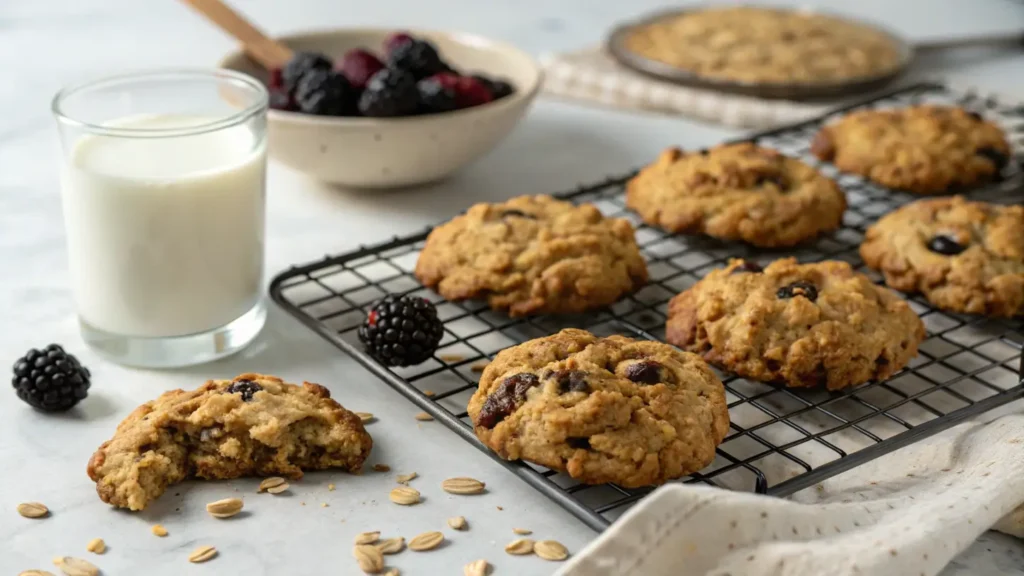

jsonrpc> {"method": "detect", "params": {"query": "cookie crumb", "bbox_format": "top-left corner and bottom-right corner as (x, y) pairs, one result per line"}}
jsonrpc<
(414, 412), (434, 421)
(151, 524), (168, 537)
(373, 464), (391, 472)
(328, 483), (336, 491)
(86, 538), (106, 554)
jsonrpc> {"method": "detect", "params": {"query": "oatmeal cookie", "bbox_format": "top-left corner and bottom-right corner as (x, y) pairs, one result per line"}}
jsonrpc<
(626, 143), (846, 247)
(666, 258), (925, 390)
(414, 195), (648, 316)
(811, 105), (1011, 194)
(860, 196), (1024, 317)
(622, 6), (903, 84)
(87, 373), (372, 510)
(467, 329), (729, 488)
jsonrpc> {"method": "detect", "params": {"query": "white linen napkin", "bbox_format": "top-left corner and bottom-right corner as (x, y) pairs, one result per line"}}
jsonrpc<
(557, 412), (1024, 576)
(541, 47), (845, 129)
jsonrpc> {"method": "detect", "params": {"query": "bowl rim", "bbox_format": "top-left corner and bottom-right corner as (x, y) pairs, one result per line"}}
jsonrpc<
(217, 27), (544, 125)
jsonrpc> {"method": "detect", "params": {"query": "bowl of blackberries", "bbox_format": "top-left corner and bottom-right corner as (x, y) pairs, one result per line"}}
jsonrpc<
(220, 29), (542, 188)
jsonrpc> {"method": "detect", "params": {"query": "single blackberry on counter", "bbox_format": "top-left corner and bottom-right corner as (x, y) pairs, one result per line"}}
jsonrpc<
(387, 38), (450, 80)
(358, 295), (444, 367)
(417, 73), (460, 114)
(472, 74), (515, 100)
(282, 52), (333, 94)
(12, 344), (91, 412)
(358, 69), (419, 117)
(295, 70), (359, 116)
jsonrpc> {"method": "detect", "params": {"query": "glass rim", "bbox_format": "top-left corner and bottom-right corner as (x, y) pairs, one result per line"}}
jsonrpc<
(51, 68), (269, 138)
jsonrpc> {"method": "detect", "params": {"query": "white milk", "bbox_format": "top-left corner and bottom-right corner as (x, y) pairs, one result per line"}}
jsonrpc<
(61, 115), (266, 337)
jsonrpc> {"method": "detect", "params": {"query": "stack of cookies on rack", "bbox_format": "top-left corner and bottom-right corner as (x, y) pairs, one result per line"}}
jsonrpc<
(402, 101), (1022, 491)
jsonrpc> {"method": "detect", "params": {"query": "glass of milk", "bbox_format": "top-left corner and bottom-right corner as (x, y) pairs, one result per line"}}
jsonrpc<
(52, 70), (269, 368)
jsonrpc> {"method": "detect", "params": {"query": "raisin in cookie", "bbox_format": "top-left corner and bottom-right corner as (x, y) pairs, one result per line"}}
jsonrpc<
(88, 373), (372, 510)
(467, 329), (729, 488)
(666, 258), (925, 390)
(861, 197), (1024, 317)
(415, 195), (648, 316)
(626, 143), (846, 247)
(812, 106), (1011, 194)
(622, 6), (903, 84)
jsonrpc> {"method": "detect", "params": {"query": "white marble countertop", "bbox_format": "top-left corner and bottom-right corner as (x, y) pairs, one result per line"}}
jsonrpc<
(2, 0), (1024, 574)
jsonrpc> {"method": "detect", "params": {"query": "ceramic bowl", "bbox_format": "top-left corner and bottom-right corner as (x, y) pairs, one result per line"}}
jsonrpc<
(219, 28), (542, 188)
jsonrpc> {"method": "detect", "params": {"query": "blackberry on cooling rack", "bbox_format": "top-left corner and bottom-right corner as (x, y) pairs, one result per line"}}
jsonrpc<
(358, 295), (444, 367)
(12, 344), (91, 412)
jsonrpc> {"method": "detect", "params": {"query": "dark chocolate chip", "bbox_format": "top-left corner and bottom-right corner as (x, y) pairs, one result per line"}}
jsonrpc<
(226, 379), (262, 401)
(927, 234), (967, 255)
(550, 370), (589, 394)
(776, 282), (818, 303)
(967, 110), (984, 121)
(976, 147), (1009, 170)
(567, 437), (591, 450)
(875, 355), (890, 366)
(501, 209), (537, 220)
(624, 360), (663, 385)
(731, 260), (763, 274)
(476, 373), (540, 429)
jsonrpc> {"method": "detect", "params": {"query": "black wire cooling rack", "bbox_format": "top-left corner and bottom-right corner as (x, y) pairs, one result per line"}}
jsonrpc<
(270, 82), (1024, 531)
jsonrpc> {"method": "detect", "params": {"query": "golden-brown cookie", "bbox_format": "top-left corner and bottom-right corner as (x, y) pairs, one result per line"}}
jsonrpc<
(622, 6), (903, 84)
(414, 195), (648, 316)
(666, 258), (925, 390)
(811, 105), (1011, 194)
(87, 373), (372, 510)
(467, 329), (729, 488)
(626, 143), (847, 247)
(860, 196), (1024, 317)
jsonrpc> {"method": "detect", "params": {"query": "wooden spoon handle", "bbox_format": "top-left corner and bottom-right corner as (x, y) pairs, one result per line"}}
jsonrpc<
(181, 0), (293, 69)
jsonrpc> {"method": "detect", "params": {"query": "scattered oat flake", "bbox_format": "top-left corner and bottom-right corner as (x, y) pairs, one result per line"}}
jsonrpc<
(259, 476), (288, 493)
(439, 354), (464, 362)
(448, 516), (468, 530)
(512, 528), (532, 535)
(383, 569), (400, 576)
(355, 531), (380, 545)
(505, 538), (535, 555)
(414, 412), (434, 421)
(18, 571), (55, 576)
(535, 539), (569, 561)
(321, 502), (329, 508)
(373, 464), (391, 472)
(496, 506), (503, 511)
(389, 486), (421, 505)
(396, 472), (418, 485)
(188, 545), (217, 563)
(377, 537), (405, 554)
(52, 556), (99, 576)
(353, 544), (384, 574)
(206, 497), (244, 518)
(470, 361), (489, 373)
(442, 477), (486, 495)
(85, 538), (105, 554)
(464, 559), (490, 576)
(17, 502), (48, 518)
(328, 483), (336, 491)
(356, 412), (375, 423)
(151, 524), (168, 537)
(408, 531), (444, 551)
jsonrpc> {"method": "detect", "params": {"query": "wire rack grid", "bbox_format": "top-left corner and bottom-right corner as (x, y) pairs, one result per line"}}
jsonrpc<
(270, 82), (1024, 532)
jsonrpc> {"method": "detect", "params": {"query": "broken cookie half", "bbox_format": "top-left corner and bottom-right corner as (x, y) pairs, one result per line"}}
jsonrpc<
(87, 373), (372, 510)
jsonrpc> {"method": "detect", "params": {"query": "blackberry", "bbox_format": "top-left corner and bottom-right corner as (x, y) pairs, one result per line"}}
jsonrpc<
(387, 38), (449, 80)
(295, 70), (359, 116)
(12, 344), (91, 412)
(358, 295), (444, 366)
(358, 69), (419, 117)
(417, 73), (460, 114)
(282, 51), (333, 94)
(472, 74), (515, 100)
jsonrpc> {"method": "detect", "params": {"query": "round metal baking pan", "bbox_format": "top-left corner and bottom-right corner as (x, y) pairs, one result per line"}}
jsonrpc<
(607, 7), (1021, 101)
